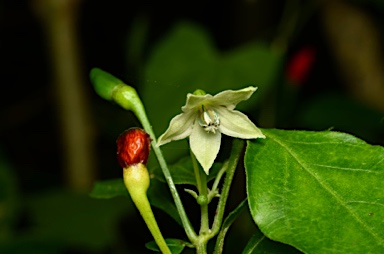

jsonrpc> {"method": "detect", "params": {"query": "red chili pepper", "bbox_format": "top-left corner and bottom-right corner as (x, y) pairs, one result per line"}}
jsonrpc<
(285, 45), (316, 85)
(116, 128), (151, 168)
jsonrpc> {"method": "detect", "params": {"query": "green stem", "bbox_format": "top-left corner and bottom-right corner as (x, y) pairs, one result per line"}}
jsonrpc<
(199, 173), (209, 235)
(138, 197), (171, 254)
(151, 141), (198, 241)
(123, 164), (171, 254)
(211, 139), (245, 236)
(114, 85), (197, 242)
(191, 151), (210, 235)
(196, 241), (208, 254)
(208, 160), (229, 202)
(191, 150), (202, 194)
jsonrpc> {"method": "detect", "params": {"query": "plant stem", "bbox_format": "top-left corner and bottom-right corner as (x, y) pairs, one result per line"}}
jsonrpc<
(108, 84), (197, 242)
(123, 165), (171, 254)
(199, 172), (209, 234)
(211, 139), (245, 236)
(191, 150), (202, 194)
(139, 197), (171, 254)
(196, 240), (208, 254)
(191, 151), (210, 236)
(208, 160), (229, 202)
(132, 97), (198, 242)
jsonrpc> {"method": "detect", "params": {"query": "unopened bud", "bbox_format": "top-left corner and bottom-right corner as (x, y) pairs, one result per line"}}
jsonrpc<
(197, 194), (208, 205)
(117, 128), (151, 168)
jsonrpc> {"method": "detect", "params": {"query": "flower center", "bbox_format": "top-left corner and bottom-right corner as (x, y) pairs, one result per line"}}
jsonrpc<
(198, 105), (220, 134)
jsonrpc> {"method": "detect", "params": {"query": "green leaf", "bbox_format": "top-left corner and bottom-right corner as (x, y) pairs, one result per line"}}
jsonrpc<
(215, 199), (248, 253)
(90, 179), (128, 198)
(242, 229), (301, 254)
(147, 179), (182, 226)
(145, 238), (192, 254)
(245, 129), (384, 253)
(150, 156), (222, 186)
(90, 178), (182, 226)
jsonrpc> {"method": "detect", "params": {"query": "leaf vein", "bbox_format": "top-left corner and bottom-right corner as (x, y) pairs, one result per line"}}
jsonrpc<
(308, 163), (378, 174)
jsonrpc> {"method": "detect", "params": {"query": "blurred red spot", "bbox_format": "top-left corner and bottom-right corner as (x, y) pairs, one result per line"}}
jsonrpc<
(286, 46), (316, 85)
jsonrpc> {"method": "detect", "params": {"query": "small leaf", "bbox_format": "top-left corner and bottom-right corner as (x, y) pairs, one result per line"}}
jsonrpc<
(90, 179), (128, 199)
(147, 179), (182, 226)
(242, 229), (301, 254)
(90, 178), (182, 226)
(215, 199), (248, 253)
(145, 238), (192, 254)
(245, 129), (384, 253)
(151, 156), (222, 186)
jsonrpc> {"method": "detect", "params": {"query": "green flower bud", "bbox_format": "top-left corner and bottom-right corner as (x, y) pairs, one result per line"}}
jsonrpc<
(193, 89), (206, 96)
(90, 68), (123, 101)
(197, 194), (208, 205)
(89, 68), (147, 126)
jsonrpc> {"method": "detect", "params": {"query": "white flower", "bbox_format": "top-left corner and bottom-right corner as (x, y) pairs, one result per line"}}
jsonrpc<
(157, 86), (265, 174)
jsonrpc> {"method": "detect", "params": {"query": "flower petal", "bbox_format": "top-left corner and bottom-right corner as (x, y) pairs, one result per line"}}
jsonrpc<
(215, 106), (265, 139)
(182, 93), (213, 112)
(209, 86), (257, 110)
(157, 111), (195, 146)
(190, 122), (221, 174)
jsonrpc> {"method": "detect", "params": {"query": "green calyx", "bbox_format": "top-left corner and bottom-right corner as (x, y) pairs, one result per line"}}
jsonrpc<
(112, 84), (142, 112)
(193, 89), (206, 96)
(197, 195), (208, 205)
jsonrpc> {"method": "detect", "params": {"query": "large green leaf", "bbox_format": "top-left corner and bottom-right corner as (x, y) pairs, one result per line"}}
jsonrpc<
(245, 129), (384, 253)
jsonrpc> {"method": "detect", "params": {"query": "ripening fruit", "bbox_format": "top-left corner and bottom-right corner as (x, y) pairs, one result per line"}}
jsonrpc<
(116, 128), (151, 168)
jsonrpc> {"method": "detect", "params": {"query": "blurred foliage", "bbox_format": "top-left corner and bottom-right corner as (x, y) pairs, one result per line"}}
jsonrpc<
(0, 189), (135, 253)
(295, 93), (383, 144)
(0, 149), (19, 243)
